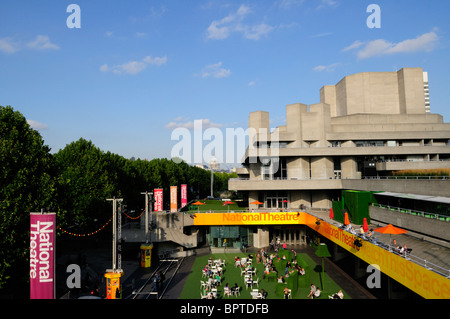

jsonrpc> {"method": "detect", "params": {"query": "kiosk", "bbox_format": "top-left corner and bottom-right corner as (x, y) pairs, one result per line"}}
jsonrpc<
(140, 244), (153, 268)
(105, 271), (123, 299)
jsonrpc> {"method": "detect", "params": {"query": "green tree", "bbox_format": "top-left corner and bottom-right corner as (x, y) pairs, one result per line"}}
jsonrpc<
(0, 106), (55, 294)
(53, 138), (120, 233)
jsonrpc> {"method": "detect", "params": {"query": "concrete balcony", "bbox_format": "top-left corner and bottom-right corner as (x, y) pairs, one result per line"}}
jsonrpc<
(229, 177), (450, 197)
(228, 178), (343, 191)
(376, 160), (450, 171)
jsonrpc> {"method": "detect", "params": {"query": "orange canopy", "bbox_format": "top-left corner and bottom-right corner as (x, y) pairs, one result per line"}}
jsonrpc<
(250, 201), (263, 205)
(344, 212), (350, 225)
(374, 224), (406, 235)
(192, 201), (206, 205)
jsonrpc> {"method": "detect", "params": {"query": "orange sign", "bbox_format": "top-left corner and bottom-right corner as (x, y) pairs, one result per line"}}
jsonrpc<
(170, 186), (177, 212)
(193, 212), (306, 225)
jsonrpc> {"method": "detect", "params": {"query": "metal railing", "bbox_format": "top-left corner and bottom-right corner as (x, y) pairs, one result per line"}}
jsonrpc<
(307, 208), (450, 279)
(364, 175), (449, 180)
(371, 203), (450, 222)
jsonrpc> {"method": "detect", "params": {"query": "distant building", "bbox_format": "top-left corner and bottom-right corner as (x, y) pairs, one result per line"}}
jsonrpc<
(229, 67), (450, 210)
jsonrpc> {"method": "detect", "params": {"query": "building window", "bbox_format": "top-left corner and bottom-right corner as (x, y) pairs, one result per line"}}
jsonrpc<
(355, 140), (384, 147)
(330, 141), (341, 147)
(261, 158), (287, 180)
(264, 191), (289, 209)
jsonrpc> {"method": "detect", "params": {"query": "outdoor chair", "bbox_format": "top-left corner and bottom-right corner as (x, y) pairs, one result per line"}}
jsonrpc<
(224, 288), (232, 297)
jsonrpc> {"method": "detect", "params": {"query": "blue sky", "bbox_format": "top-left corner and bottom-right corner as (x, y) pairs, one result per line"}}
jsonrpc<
(1, 0), (449, 168)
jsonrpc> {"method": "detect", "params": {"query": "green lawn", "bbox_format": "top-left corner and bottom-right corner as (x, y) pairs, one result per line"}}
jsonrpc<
(186, 200), (243, 213)
(179, 250), (350, 299)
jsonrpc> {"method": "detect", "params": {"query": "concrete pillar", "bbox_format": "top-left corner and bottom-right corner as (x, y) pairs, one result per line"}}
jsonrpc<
(249, 190), (259, 210)
(311, 157), (333, 179)
(254, 226), (270, 248)
(341, 156), (358, 179)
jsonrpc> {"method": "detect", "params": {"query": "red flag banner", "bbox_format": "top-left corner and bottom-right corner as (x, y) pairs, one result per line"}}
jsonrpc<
(154, 188), (163, 212)
(30, 213), (56, 299)
(181, 184), (187, 208)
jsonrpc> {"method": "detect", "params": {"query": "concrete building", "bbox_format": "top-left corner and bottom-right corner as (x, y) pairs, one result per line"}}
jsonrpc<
(119, 68), (449, 299)
(229, 67), (450, 210)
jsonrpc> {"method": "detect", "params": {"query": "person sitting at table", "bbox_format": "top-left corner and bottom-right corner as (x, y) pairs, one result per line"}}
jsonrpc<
(258, 289), (268, 299)
(231, 283), (239, 294)
(204, 265), (211, 277)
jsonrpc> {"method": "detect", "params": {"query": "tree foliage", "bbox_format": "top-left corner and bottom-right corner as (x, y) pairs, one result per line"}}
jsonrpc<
(0, 106), (55, 292)
(1, 105), (237, 295)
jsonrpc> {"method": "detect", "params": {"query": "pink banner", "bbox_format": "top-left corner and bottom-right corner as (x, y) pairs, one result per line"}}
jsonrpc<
(154, 188), (163, 211)
(30, 213), (56, 299)
(181, 184), (187, 208)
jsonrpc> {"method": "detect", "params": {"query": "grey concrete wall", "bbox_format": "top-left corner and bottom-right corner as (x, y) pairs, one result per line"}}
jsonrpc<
(369, 206), (450, 244)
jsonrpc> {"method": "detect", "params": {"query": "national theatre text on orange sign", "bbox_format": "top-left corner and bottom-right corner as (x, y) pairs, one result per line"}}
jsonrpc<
(193, 212), (306, 225)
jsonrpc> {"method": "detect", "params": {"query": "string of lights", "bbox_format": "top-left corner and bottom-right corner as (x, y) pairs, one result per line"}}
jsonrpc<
(57, 216), (113, 237)
(57, 208), (146, 237)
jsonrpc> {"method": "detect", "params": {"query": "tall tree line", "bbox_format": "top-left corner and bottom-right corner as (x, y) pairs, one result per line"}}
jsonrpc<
(0, 105), (236, 296)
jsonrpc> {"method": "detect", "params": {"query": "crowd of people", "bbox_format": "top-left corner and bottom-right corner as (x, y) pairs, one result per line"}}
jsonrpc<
(200, 244), (346, 300)
(201, 258), (226, 298)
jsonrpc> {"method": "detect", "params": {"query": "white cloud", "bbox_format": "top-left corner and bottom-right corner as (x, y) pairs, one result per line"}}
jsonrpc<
(206, 4), (274, 40)
(143, 55), (168, 66)
(101, 55), (167, 75)
(0, 37), (20, 53)
(277, 0), (305, 9)
(200, 62), (231, 79)
(27, 35), (59, 50)
(344, 30), (439, 59)
(243, 23), (274, 40)
(165, 118), (223, 130)
(0, 35), (59, 53)
(317, 0), (339, 10)
(313, 62), (341, 72)
(341, 40), (364, 52)
(27, 120), (49, 130)
(308, 32), (333, 39)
